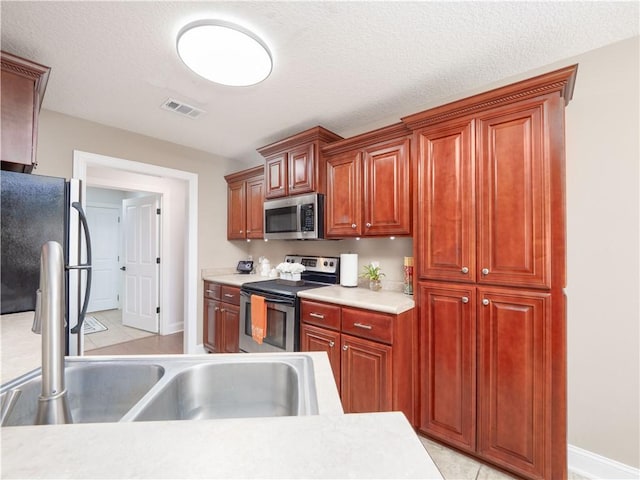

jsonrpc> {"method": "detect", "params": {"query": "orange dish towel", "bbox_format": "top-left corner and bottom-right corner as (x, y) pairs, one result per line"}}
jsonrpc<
(251, 294), (267, 344)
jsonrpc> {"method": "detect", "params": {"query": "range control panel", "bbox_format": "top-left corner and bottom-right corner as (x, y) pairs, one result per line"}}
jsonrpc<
(283, 255), (339, 275)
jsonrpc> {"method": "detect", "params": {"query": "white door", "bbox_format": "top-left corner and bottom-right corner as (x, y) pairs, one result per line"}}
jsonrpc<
(86, 205), (121, 312)
(122, 195), (160, 333)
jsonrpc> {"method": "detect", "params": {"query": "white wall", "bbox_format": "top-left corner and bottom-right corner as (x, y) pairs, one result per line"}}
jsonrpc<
(35, 111), (252, 344)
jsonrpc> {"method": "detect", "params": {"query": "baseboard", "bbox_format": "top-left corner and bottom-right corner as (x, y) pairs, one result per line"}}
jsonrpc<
(568, 444), (640, 479)
(163, 322), (183, 335)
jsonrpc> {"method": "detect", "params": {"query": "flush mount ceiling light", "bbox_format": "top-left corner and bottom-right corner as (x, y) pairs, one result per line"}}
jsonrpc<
(176, 20), (272, 87)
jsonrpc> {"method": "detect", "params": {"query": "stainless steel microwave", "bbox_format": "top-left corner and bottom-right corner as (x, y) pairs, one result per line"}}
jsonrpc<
(263, 193), (324, 240)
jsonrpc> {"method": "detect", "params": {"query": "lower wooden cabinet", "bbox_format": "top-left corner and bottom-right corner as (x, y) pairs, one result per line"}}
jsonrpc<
(300, 299), (416, 424)
(418, 281), (552, 480)
(341, 333), (392, 413)
(203, 282), (240, 353)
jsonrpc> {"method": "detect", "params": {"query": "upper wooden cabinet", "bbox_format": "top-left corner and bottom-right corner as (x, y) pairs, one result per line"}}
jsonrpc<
(257, 126), (342, 199)
(224, 165), (264, 240)
(412, 75), (576, 289)
(1, 51), (50, 173)
(324, 124), (411, 238)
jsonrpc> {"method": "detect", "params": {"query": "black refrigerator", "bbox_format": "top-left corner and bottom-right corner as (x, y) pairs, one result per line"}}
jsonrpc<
(1, 170), (92, 355)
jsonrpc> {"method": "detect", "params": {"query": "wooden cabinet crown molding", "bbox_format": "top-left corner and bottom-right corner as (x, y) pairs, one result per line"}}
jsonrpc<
(402, 64), (578, 130)
(322, 122), (410, 156)
(257, 126), (342, 157)
(224, 164), (264, 183)
(1, 51), (50, 108)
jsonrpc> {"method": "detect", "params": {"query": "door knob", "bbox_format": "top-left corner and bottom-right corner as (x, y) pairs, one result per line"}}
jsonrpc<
(120, 266), (126, 271)
(461, 297), (469, 303)
(365, 222), (372, 228)
(482, 299), (490, 306)
(461, 267), (469, 274)
(481, 268), (489, 275)
(351, 224), (357, 229)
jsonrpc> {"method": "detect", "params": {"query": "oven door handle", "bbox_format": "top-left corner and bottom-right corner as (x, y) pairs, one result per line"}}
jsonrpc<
(240, 291), (295, 306)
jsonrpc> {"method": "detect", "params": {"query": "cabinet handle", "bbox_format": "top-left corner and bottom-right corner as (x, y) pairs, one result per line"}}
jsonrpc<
(481, 268), (489, 275)
(247, 230), (251, 233)
(353, 322), (373, 330)
(351, 224), (357, 229)
(482, 299), (489, 306)
(329, 341), (335, 348)
(342, 345), (348, 351)
(214, 307), (219, 311)
(365, 222), (372, 228)
(309, 312), (325, 319)
(461, 267), (469, 274)
(461, 297), (469, 304)
(220, 308), (226, 312)
(224, 293), (235, 299)
(205, 290), (215, 295)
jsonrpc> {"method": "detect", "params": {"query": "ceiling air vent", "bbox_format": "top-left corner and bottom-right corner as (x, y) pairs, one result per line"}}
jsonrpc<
(161, 98), (205, 119)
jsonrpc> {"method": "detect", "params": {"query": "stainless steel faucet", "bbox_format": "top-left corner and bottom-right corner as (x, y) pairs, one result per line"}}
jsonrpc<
(31, 241), (72, 424)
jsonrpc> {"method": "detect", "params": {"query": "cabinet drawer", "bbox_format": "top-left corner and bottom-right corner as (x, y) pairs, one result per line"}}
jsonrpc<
(221, 285), (241, 306)
(301, 300), (341, 331)
(342, 307), (393, 344)
(204, 282), (221, 300)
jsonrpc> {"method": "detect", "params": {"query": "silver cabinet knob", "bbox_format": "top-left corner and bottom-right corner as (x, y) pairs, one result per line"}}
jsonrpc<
(461, 267), (469, 274)
(239, 230), (244, 234)
(342, 345), (348, 351)
(482, 299), (489, 306)
(328, 341), (335, 348)
(351, 224), (357, 229)
(461, 297), (469, 303)
(247, 230), (251, 233)
(214, 307), (219, 311)
(366, 222), (372, 228)
(220, 308), (225, 312)
(481, 268), (489, 275)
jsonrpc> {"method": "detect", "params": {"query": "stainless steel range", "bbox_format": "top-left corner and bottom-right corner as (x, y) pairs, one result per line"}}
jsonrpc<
(239, 255), (339, 353)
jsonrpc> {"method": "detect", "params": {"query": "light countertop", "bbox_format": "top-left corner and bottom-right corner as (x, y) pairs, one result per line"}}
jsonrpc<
(2, 412), (442, 479)
(298, 285), (415, 314)
(2, 351), (441, 479)
(202, 275), (415, 314)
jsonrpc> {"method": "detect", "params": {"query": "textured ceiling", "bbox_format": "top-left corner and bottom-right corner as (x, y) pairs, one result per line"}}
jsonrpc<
(1, 1), (638, 166)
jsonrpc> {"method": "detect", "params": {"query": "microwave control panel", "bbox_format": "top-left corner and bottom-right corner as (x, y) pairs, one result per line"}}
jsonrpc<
(300, 204), (315, 232)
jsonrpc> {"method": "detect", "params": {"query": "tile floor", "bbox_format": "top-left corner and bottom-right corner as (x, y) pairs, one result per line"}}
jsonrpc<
(82, 309), (155, 351)
(418, 436), (590, 480)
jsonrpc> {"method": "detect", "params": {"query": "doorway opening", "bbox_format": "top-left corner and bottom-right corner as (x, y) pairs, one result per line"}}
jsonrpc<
(72, 150), (198, 355)
(82, 186), (164, 352)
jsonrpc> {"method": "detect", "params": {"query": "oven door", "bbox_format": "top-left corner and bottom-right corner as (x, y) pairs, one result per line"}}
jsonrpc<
(239, 291), (297, 353)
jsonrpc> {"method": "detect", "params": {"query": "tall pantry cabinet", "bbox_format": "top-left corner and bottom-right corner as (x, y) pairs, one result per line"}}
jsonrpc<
(404, 65), (577, 480)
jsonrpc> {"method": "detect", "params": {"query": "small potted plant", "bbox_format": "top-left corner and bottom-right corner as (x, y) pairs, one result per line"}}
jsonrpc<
(361, 261), (385, 291)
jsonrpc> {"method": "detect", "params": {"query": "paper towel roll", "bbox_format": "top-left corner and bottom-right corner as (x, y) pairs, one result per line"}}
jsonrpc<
(340, 254), (358, 287)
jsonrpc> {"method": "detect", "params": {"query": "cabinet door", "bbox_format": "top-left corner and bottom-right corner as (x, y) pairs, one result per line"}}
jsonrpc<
(416, 120), (475, 282)
(265, 153), (287, 199)
(288, 143), (315, 195)
(477, 288), (551, 479)
(477, 100), (550, 288)
(203, 298), (219, 353)
(300, 323), (341, 391)
(325, 150), (362, 237)
(245, 176), (264, 239)
(227, 180), (246, 240)
(220, 303), (240, 353)
(418, 282), (476, 452)
(363, 137), (411, 236)
(341, 333), (392, 413)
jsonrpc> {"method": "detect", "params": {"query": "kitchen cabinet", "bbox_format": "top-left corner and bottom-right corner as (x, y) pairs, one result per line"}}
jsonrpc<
(1, 51), (50, 173)
(257, 126), (342, 199)
(324, 124), (411, 238)
(224, 166), (264, 240)
(299, 299), (416, 424)
(405, 65), (577, 480)
(203, 281), (240, 353)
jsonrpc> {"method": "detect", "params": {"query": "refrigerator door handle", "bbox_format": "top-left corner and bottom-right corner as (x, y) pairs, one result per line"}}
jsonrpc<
(69, 201), (92, 335)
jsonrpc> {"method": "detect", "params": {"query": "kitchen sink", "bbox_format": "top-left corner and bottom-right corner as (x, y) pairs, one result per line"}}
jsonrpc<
(1, 354), (319, 426)
(131, 362), (301, 421)
(1, 361), (165, 426)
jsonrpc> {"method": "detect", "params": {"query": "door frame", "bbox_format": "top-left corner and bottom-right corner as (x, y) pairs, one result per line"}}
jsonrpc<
(73, 150), (199, 354)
